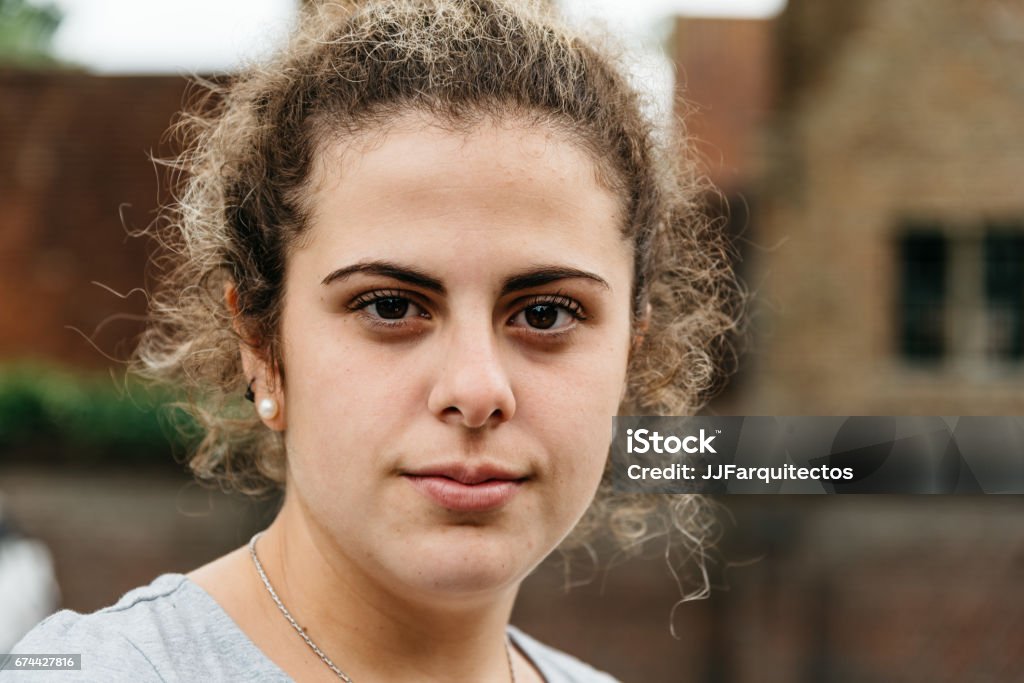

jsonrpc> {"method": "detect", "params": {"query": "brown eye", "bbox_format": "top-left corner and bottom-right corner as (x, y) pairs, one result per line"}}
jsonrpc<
(349, 289), (429, 328)
(524, 304), (558, 329)
(510, 295), (585, 334)
(373, 297), (409, 319)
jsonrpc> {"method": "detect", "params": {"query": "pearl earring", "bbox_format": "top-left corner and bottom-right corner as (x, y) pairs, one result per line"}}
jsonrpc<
(257, 397), (279, 420)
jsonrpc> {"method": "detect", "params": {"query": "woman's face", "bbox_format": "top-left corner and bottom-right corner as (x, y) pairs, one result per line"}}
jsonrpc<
(268, 113), (634, 602)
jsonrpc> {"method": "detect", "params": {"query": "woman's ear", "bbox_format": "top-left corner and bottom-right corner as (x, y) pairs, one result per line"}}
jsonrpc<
(225, 281), (287, 431)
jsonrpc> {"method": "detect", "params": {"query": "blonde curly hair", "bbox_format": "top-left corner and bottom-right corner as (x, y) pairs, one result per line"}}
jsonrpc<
(132, 0), (742, 590)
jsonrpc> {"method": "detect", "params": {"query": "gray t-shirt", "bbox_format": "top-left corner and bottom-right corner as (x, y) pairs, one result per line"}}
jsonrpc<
(5, 573), (620, 682)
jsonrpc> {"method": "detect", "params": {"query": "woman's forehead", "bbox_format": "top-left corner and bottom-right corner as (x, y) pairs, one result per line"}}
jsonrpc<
(283, 115), (632, 293)
(307, 112), (612, 198)
(302, 114), (624, 247)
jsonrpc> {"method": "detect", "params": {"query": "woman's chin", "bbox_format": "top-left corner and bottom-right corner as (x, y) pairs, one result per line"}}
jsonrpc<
(380, 531), (541, 600)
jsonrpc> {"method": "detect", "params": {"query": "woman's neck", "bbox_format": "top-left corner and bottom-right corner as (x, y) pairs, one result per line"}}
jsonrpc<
(253, 498), (523, 682)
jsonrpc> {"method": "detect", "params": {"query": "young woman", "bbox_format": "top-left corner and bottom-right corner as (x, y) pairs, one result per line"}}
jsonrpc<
(11, 1), (739, 680)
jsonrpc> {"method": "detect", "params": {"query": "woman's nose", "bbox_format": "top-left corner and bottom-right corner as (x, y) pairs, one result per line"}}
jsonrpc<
(426, 321), (516, 429)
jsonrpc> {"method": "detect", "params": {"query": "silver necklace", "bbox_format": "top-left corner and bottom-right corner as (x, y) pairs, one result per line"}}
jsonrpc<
(248, 531), (517, 683)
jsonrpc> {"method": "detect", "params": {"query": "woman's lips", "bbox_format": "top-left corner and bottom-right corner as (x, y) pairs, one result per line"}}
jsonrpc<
(404, 474), (525, 512)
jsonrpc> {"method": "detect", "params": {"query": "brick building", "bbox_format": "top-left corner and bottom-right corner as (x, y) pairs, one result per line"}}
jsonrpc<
(670, 2), (1024, 681)
(676, 1), (1024, 418)
(673, 16), (775, 198)
(0, 71), (187, 369)
(743, 0), (1024, 415)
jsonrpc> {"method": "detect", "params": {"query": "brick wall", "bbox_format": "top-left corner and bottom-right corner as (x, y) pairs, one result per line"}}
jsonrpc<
(0, 71), (191, 369)
(743, 0), (1024, 414)
(673, 17), (775, 196)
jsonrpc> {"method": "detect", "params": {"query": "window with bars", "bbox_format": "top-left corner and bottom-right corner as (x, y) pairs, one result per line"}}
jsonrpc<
(983, 228), (1024, 360)
(899, 230), (947, 361)
(897, 223), (1024, 364)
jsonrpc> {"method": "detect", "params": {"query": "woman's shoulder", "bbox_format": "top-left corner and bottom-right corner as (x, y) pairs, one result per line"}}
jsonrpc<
(507, 625), (622, 683)
(8, 574), (190, 681)
(8, 573), (288, 682)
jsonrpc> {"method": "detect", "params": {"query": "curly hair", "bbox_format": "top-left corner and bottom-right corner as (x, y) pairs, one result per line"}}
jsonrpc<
(132, 0), (742, 590)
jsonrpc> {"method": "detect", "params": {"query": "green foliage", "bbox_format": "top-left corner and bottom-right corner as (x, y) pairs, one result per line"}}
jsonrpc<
(0, 361), (194, 464)
(0, 0), (62, 67)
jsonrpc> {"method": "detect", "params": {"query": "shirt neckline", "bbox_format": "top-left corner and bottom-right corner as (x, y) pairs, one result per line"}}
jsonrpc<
(167, 572), (551, 682)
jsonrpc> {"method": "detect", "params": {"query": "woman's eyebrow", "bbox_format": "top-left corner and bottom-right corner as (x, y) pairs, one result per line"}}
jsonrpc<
(320, 261), (610, 295)
(321, 261), (445, 293)
(499, 266), (610, 296)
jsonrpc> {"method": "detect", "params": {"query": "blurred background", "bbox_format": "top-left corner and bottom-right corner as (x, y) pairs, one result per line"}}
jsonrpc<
(1, 0), (1023, 680)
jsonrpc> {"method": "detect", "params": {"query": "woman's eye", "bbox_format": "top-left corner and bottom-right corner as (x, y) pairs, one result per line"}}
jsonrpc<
(372, 297), (411, 319)
(349, 290), (428, 326)
(523, 304), (562, 329)
(511, 298), (586, 332)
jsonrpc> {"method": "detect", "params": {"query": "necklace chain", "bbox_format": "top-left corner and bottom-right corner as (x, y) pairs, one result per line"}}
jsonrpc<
(248, 531), (517, 683)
